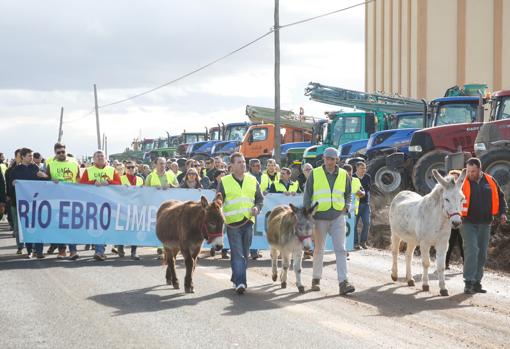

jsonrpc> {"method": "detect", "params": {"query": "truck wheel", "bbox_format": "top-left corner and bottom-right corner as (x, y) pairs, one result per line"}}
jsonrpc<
(412, 150), (449, 195)
(368, 156), (403, 195)
(480, 148), (510, 188)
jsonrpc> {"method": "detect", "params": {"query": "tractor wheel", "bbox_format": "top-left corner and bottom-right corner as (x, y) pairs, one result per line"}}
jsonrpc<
(367, 156), (403, 195)
(412, 150), (449, 195)
(480, 148), (510, 197)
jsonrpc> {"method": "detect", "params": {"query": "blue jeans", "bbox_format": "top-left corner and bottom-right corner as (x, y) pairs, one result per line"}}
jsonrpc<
(95, 245), (106, 255)
(460, 222), (490, 283)
(354, 203), (371, 244)
(58, 244), (77, 253)
(226, 222), (253, 287)
(11, 206), (24, 250)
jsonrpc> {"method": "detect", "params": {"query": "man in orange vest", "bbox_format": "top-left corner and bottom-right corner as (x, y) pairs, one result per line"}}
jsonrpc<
(460, 158), (507, 294)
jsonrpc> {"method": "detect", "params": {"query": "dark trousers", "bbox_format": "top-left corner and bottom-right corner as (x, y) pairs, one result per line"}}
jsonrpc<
(445, 228), (464, 267)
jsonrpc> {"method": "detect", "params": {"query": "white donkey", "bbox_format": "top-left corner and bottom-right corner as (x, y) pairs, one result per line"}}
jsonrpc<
(389, 169), (466, 296)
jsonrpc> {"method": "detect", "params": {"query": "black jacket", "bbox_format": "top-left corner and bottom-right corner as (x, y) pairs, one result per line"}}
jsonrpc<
(464, 174), (507, 224)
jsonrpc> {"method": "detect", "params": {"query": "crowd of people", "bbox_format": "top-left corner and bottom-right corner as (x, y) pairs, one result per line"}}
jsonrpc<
(0, 142), (505, 295)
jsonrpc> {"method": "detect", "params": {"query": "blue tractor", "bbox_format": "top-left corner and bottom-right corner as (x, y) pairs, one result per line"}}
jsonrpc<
(211, 122), (251, 161)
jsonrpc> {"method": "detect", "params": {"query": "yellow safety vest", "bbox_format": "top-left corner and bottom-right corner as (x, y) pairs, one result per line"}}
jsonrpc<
(274, 180), (299, 193)
(222, 174), (257, 224)
(86, 166), (115, 183)
(312, 166), (347, 212)
(49, 159), (79, 183)
(0, 163), (7, 175)
(146, 171), (177, 187)
(121, 175), (143, 186)
(260, 171), (280, 192)
(351, 177), (362, 215)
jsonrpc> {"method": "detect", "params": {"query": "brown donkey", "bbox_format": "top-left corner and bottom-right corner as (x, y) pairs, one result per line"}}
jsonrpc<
(156, 193), (224, 293)
(267, 203), (318, 293)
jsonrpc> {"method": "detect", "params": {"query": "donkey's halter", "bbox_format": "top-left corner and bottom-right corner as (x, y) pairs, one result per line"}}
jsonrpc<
(446, 212), (461, 219)
(201, 222), (223, 243)
(293, 221), (312, 242)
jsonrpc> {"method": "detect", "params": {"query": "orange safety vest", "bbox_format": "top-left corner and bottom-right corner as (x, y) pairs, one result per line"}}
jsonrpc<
(461, 174), (499, 217)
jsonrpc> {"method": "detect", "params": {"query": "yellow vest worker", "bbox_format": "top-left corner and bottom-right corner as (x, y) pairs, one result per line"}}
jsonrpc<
(260, 171), (280, 192)
(48, 159), (79, 183)
(145, 170), (177, 187)
(312, 166), (347, 212)
(351, 177), (363, 215)
(121, 175), (143, 186)
(273, 180), (299, 193)
(222, 174), (258, 224)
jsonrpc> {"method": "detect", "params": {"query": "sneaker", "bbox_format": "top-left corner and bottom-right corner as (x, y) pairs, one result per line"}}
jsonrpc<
(131, 253), (140, 261)
(69, 253), (80, 260)
(93, 254), (106, 261)
(46, 246), (56, 255)
(464, 281), (476, 294)
(36, 253), (45, 259)
(251, 253), (262, 260)
(84, 244), (91, 250)
(360, 242), (368, 249)
(16, 248), (23, 255)
(221, 251), (230, 260)
(117, 246), (125, 258)
(474, 282), (487, 294)
(311, 279), (321, 291)
(111, 247), (118, 254)
(26, 253), (33, 259)
(339, 280), (355, 295)
(235, 284), (246, 295)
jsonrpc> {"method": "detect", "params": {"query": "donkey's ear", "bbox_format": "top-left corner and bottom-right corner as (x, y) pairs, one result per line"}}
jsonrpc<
(289, 203), (299, 213)
(432, 169), (448, 187)
(308, 202), (319, 216)
(456, 168), (467, 187)
(200, 196), (209, 208)
(214, 192), (223, 207)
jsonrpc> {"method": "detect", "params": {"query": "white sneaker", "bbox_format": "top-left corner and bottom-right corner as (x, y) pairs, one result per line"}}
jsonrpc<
(235, 284), (246, 294)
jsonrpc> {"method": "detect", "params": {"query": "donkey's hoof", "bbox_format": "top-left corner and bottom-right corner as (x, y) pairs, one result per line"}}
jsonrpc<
(281, 282), (287, 289)
(422, 284), (430, 292)
(185, 286), (194, 294)
(173, 281), (180, 289)
(440, 289), (449, 296)
(391, 274), (398, 282)
(272, 274), (277, 282)
(297, 286), (305, 294)
(407, 279), (415, 287)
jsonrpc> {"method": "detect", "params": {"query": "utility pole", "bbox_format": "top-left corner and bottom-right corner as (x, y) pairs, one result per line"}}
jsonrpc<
(274, 0), (281, 163)
(93, 84), (101, 150)
(104, 135), (108, 160)
(57, 106), (64, 142)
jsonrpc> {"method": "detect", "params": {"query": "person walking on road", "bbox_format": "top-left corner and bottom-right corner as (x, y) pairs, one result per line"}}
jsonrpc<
(303, 147), (355, 295)
(218, 152), (264, 294)
(460, 158), (507, 294)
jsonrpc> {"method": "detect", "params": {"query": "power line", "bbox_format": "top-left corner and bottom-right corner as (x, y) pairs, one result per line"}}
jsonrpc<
(63, 109), (95, 124)
(94, 0), (372, 110)
(279, 0), (373, 29)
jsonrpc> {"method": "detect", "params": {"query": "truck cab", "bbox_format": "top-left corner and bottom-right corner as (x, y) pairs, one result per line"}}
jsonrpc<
(302, 111), (380, 167)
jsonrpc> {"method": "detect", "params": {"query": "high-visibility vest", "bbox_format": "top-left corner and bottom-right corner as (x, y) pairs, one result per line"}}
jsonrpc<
(121, 175), (143, 186)
(312, 166), (347, 212)
(0, 163), (7, 175)
(461, 174), (499, 217)
(146, 170), (177, 187)
(352, 177), (362, 215)
(260, 171), (280, 192)
(49, 160), (79, 183)
(86, 166), (115, 183)
(222, 174), (257, 224)
(274, 180), (299, 193)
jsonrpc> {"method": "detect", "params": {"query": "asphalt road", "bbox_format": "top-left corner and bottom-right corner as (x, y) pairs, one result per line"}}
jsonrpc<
(1, 223), (509, 349)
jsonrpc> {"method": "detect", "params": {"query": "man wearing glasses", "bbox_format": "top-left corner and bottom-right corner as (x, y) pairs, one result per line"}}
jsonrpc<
(46, 143), (81, 260)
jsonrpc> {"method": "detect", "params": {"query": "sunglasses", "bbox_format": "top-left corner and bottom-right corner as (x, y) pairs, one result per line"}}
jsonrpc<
(126, 166), (135, 169)
(56, 150), (66, 155)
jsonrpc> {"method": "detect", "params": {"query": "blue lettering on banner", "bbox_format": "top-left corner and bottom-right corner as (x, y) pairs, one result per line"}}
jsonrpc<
(15, 181), (354, 250)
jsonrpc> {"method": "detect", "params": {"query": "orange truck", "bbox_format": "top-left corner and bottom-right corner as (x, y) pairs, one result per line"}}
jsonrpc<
(240, 123), (312, 165)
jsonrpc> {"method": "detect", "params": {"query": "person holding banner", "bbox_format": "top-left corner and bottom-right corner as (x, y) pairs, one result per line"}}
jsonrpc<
(145, 157), (178, 189)
(80, 150), (121, 261)
(303, 147), (355, 295)
(115, 160), (143, 260)
(6, 148), (49, 258)
(46, 143), (81, 260)
(218, 152), (264, 295)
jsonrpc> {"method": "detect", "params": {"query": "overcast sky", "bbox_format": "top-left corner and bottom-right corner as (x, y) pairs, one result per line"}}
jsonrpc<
(0, 0), (365, 159)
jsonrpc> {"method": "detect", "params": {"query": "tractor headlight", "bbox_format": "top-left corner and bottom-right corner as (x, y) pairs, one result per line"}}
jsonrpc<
(409, 145), (422, 152)
(474, 143), (486, 151)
